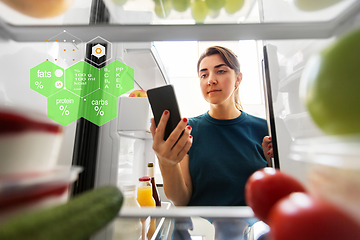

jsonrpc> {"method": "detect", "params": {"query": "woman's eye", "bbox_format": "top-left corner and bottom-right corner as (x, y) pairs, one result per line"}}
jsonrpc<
(200, 74), (207, 78)
(218, 70), (225, 73)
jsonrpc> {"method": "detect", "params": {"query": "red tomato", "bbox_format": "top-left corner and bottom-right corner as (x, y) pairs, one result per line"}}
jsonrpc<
(268, 192), (360, 240)
(245, 167), (306, 223)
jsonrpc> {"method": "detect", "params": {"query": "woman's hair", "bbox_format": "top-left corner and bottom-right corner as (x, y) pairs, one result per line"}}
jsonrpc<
(197, 46), (242, 110)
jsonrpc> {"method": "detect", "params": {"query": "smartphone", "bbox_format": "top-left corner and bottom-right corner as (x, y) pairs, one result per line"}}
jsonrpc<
(147, 85), (182, 141)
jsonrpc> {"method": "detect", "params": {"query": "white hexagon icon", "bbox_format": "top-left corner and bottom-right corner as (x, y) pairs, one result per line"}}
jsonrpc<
(92, 44), (106, 58)
(86, 36), (112, 66)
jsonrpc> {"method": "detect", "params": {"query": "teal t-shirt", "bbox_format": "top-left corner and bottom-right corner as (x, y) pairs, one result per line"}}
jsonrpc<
(187, 111), (268, 206)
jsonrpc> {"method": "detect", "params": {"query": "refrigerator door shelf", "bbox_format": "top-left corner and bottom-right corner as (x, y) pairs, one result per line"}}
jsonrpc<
(117, 97), (151, 132)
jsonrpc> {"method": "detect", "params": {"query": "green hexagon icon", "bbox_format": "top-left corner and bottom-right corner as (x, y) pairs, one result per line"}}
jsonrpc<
(47, 89), (82, 126)
(82, 89), (117, 126)
(100, 60), (134, 97)
(65, 61), (99, 97)
(30, 61), (64, 97)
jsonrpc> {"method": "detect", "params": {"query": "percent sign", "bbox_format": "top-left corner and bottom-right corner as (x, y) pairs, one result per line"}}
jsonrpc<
(94, 106), (104, 116)
(59, 105), (70, 115)
(35, 81), (44, 89)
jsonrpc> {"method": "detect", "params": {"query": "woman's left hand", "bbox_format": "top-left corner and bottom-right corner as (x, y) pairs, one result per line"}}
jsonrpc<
(262, 136), (273, 166)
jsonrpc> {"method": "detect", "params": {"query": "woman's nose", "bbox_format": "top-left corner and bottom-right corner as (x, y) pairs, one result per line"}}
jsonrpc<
(208, 76), (217, 85)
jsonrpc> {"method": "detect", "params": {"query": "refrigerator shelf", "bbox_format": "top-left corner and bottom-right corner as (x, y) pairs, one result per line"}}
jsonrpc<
(119, 205), (254, 219)
(0, 1), (359, 42)
(0, 0), (357, 26)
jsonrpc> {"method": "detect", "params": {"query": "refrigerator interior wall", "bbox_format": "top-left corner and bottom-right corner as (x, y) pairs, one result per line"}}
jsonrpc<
(95, 110), (155, 189)
(118, 135), (145, 184)
(94, 41), (166, 189)
(93, 42), (165, 240)
(263, 12), (360, 185)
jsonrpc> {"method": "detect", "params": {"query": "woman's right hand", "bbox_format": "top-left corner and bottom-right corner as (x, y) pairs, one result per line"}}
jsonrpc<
(150, 110), (193, 166)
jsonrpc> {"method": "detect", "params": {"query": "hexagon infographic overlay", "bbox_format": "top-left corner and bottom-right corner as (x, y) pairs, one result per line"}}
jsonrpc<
(30, 60), (134, 126)
(47, 89), (82, 126)
(30, 61), (64, 97)
(65, 61), (100, 97)
(100, 60), (134, 97)
(83, 89), (117, 126)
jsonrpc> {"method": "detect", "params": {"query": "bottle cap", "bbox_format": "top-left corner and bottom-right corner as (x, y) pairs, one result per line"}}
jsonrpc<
(139, 176), (151, 182)
(147, 162), (154, 167)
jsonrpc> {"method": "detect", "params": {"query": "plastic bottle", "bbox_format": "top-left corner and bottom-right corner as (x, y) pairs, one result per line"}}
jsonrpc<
(113, 184), (142, 240)
(137, 176), (156, 207)
(147, 162), (161, 207)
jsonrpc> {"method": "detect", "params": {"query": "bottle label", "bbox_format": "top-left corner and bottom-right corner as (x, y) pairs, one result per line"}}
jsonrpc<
(147, 166), (154, 178)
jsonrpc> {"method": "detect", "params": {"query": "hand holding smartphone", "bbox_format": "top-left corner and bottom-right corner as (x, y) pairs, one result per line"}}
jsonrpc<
(147, 85), (182, 141)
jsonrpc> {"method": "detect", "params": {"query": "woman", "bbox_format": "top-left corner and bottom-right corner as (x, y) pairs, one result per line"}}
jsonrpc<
(150, 46), (273, 207)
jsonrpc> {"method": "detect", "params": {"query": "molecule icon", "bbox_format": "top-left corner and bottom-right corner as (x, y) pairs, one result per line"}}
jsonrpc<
(92, 44), (106, 58)
(86, 36), (112, 66)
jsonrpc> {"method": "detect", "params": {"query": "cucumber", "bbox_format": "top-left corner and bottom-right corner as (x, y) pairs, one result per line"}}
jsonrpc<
(0, 185), (123, 240)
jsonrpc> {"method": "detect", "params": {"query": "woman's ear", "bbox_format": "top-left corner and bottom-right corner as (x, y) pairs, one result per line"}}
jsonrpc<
(235, 72), (243, 88)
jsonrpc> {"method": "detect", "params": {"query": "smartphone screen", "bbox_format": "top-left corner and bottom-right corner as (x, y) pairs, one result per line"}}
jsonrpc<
(147, 85), (182, 141)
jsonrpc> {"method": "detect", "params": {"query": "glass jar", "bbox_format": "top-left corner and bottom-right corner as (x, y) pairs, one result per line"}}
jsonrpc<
(137, 176), (156, 207)
(113, 184), (142, 240)
(122, 184), (141, 208)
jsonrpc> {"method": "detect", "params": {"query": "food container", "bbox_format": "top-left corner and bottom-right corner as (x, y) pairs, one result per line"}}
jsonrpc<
(290, 134), (360, 225)
(0, 166), (82, 221)
(0, 107), (63, 175)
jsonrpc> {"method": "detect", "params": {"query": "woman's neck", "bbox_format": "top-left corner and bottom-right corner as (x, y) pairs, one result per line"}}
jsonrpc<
(208, 104), (241, 120)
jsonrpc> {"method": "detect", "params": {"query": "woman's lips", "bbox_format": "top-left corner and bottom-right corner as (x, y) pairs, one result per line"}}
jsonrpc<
(208, 89), (221, 94)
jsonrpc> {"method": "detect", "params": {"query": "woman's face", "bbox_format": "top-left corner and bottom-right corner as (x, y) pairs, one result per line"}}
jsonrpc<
(198, 54), (241, 107)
